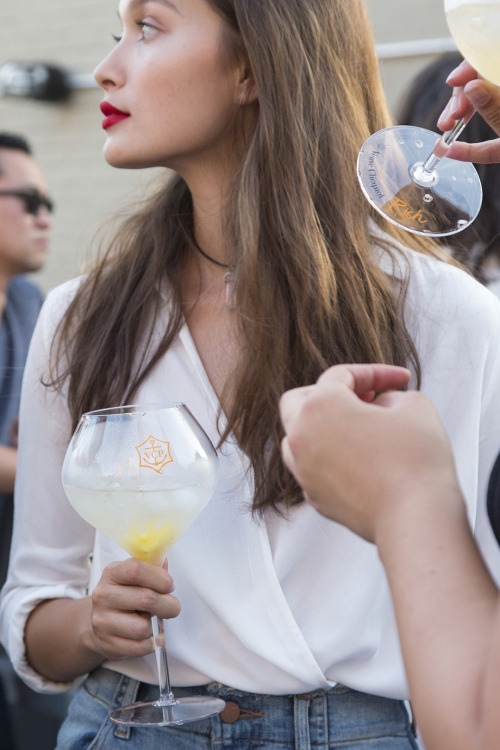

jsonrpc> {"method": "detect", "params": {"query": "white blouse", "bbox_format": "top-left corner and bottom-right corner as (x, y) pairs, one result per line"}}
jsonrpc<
(3, 243), (500, 701)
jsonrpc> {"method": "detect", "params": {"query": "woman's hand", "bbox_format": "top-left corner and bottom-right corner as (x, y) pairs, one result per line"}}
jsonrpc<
(437, 59), (500, 164)
(88, 558), (181, 661)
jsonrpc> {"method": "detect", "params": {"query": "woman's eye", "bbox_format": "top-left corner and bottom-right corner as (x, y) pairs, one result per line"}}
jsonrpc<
(137, 22), (158, 40)
(112, 34), (122, 44)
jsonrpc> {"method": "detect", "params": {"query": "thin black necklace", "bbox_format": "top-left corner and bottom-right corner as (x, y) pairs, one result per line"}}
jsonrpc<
(191, 235), (236, 310)
(192, 236), (230, 269)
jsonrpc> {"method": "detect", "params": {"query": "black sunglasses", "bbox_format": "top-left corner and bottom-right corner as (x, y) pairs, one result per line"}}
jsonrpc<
(0, 189), (55, 215)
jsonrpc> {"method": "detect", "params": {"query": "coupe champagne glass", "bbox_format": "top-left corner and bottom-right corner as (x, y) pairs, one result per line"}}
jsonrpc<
(61, 403), (225, 726)
(357, 0), (500, 237)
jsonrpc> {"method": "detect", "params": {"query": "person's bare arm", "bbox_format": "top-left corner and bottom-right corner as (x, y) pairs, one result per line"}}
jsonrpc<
(376, 482), (498, 750)
(280, 364), (500, 750)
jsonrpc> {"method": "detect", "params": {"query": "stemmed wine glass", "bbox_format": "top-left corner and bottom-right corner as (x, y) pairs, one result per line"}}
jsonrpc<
(61, 403), (225, 726)
(357, 0), (500, 237)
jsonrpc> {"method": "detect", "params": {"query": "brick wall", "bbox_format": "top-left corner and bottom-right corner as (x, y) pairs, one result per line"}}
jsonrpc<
(0, 0), (449, 294)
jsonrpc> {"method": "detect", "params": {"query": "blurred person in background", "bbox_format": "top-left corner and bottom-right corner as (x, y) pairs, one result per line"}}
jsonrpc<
(0, 132), (51, 548)
(397, 52), (500, 294)
(0, 132), (51, 582)
(0, 132), (58, 750)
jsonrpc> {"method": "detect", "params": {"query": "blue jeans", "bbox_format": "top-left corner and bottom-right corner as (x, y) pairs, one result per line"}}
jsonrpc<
(55, 667), (418, 750)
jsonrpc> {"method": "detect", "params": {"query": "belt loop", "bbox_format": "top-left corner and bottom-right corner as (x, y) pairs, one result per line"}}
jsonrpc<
(293, 694), (311, 750)
(408, 701), (418, 738)
(113, 675), (141, 740)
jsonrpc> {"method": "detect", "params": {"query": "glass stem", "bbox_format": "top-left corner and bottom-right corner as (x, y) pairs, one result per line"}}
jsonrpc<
(151, 615), (176, 707)
(412, 112), (474, 187)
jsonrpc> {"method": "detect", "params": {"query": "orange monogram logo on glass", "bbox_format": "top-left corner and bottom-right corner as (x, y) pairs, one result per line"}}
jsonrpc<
(135, 436), (173, 473)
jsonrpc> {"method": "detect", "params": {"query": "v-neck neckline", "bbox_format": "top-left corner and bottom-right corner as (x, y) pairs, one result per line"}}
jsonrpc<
(178, 319), (230, 431)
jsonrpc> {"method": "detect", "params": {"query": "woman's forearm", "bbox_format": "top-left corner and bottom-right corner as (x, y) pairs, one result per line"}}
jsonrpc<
(25, 597), (105, 683)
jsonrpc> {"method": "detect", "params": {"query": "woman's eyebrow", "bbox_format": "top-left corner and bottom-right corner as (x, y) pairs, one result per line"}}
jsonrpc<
(127, 0), (182, 15)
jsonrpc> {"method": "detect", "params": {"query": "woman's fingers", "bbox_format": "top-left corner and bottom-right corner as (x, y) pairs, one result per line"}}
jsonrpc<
(464, 79), (500, 137)
(437, 88), (475, 131)
(92, 581), (181, 620)
(88, 558), (181, 660)
(108, 557), (175, 594)
(445, 59), (478, 87)
(436, 59), (500, 164)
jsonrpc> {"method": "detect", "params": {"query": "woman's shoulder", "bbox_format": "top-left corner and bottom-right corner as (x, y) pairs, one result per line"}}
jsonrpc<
(41, 276), (85, 318)
(406, 247), (499, 324)
(376, 230), (500, 321)
(33, 276), (86, 350)
(372, 231), (500, 367)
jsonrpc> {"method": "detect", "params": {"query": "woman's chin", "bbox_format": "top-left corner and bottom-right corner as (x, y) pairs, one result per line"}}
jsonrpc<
(102, 145), (155, 170)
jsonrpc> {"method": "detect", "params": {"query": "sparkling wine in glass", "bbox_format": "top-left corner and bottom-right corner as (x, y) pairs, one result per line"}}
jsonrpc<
(61, 403), (225, 726)
(357, 0), (500, 237)
(446, 1), (500, 87)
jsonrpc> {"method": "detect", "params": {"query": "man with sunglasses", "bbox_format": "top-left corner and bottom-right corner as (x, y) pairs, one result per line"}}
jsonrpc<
(0, 132), (53, 749)
(0, 132), (52, 508)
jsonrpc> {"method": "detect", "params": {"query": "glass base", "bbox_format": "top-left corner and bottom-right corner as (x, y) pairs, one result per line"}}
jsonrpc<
(357, 126), (482, 236)
(110, 696), (226, 727)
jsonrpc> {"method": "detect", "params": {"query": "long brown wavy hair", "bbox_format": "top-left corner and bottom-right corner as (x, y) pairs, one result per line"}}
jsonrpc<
(50, 0), (451, 513)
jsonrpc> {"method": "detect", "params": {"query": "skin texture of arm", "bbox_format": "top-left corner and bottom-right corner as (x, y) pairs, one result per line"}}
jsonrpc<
(24, 558), (180, 683)
(0, 445), (16, 494)
(279, 364), (500, 750)
(437, 59), (500, 164)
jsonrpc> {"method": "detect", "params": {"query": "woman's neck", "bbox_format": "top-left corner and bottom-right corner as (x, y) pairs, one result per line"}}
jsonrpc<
(179, 145), (240, 269)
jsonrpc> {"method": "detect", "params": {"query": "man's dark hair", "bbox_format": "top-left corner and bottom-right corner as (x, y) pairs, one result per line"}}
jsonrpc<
(0, 133), (32, 155)
(0, 133), (32, 176)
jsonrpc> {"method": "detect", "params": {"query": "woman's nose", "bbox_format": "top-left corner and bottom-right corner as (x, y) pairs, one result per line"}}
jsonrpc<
(94, 46), (124, 90)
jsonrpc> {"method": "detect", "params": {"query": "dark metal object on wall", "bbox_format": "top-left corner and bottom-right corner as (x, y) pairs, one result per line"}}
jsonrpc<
(0, 61), (72, 102)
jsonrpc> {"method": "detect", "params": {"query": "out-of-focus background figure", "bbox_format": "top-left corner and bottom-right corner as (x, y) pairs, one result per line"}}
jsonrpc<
(0, 133), (68, 750)
(0, 132), (50, 554)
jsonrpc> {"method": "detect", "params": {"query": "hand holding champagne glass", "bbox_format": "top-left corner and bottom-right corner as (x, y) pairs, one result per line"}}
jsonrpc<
(440, 61), (500, 163)
(61, 403), (224, 726)
(357, 0), (500, 236)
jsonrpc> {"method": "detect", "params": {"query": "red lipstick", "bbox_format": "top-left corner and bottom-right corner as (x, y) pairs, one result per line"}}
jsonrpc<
(100, 102), (131, 130)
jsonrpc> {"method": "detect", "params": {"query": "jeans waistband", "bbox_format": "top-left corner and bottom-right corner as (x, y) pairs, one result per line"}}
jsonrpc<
(77, 667), (418, 749)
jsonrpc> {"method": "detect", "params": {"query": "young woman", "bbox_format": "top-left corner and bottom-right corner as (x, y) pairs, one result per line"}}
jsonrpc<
(2, 2), (500, 749)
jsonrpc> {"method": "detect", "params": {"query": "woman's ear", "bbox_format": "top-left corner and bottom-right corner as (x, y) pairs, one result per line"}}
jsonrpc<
(237, 64), (258, 106)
